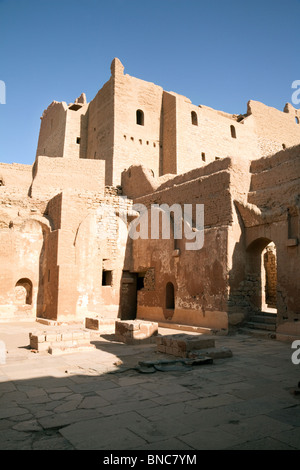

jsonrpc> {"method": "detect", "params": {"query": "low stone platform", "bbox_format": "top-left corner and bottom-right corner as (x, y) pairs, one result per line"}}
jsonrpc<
(29, 330), (94, 355)
(156, 333), (216, 358)
(85, 316), (116, 331)
(115, 320), (158, 344)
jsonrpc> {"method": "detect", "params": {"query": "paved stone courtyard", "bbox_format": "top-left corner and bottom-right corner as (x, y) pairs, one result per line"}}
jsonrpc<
(0, 322), (299, 450)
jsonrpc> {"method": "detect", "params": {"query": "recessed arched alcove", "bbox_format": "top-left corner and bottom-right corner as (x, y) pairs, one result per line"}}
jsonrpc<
(191, 111), (198, 126)
(136, 109), (144, 126)
(165, 281), (175, 310)
(15, 278), (33, 305)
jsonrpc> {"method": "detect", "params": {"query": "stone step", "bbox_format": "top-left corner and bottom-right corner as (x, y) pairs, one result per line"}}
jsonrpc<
(249, 314), (277, 325)
(239, 327), (276, 340)
(245, 321), (276, 331)
(255, 310), (277, 318)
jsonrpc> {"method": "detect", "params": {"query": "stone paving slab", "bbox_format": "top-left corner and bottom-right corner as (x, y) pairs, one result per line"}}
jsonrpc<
(0, 321), (299, 450)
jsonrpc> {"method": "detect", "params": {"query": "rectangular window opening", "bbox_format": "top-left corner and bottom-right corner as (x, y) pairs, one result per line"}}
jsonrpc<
(102, 270), (112, 286)
(137, 273), (146, 291)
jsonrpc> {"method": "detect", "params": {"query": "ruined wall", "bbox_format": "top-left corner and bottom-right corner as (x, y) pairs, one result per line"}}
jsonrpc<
(63, 103), (89, 160)
(36, 98), (89, 161)
(181, 103), (259, 167)
(0, 162), (32, 196)
(36, 101), (68, 158)
(0, 215), (50, 321)
(161, 92), (260, 176)
(30, 155), (105, 198)
(121, 164), (174, 199)
(33, 59), (300, 191)
(130, 158), (236, 331)
(248, 100), (300, 157)
(85, 76), (115, 185)
(0, 171), (55, 321)
(2, 58), (300, 333)
(44, 190), (134, 321)
(112, 59), (163, 185)
(231, 146), (300, 334)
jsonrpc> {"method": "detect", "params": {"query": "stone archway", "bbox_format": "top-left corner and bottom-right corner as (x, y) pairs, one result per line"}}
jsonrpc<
(263, 242), (277, 310)
(164, 281), (175, 320)
(246, 237), (277, 314)
(15, 278), (33, 306)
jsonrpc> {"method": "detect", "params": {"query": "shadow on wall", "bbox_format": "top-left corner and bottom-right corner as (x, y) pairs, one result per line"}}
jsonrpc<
(228, 224), (279, 329)
(36, 213), (56, 321)
(116, 205), (179, 324)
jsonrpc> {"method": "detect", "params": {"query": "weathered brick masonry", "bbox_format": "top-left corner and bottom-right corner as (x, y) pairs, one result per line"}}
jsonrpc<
(0, 58), (299, 339)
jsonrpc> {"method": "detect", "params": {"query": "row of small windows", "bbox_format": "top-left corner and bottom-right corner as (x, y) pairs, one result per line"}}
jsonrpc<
(200, 154), (223, 162)
(192, 111), (237, 138)
(78, 111), (300, 140)
(123, 134), (162, 148)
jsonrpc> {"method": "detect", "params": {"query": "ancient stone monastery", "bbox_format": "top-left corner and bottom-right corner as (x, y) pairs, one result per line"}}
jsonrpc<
(0, 58), (299, 340)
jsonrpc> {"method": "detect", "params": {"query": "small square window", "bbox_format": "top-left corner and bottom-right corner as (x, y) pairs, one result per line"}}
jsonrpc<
(102, 270), (112, 286)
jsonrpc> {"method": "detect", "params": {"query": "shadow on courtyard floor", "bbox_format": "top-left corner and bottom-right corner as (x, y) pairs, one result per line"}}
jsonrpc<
(0, 325), (300, 451)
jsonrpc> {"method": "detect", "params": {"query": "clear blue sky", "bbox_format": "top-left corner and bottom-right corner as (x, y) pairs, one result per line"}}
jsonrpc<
(0, 0), (299, 165)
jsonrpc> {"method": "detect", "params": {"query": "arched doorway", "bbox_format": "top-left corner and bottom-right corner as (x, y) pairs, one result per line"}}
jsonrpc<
(263, 242), (277, 311)
(246, 238), (277, 314)
(15, 278), (33, 306)
(165, 282), (175, 310)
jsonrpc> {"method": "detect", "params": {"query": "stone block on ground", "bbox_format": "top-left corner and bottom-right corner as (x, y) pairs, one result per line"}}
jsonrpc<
(115, 320), (158, 344)
(156, 333), (215, 358)
(85, 317), (116, 330)
(29, 329), (94, 355)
